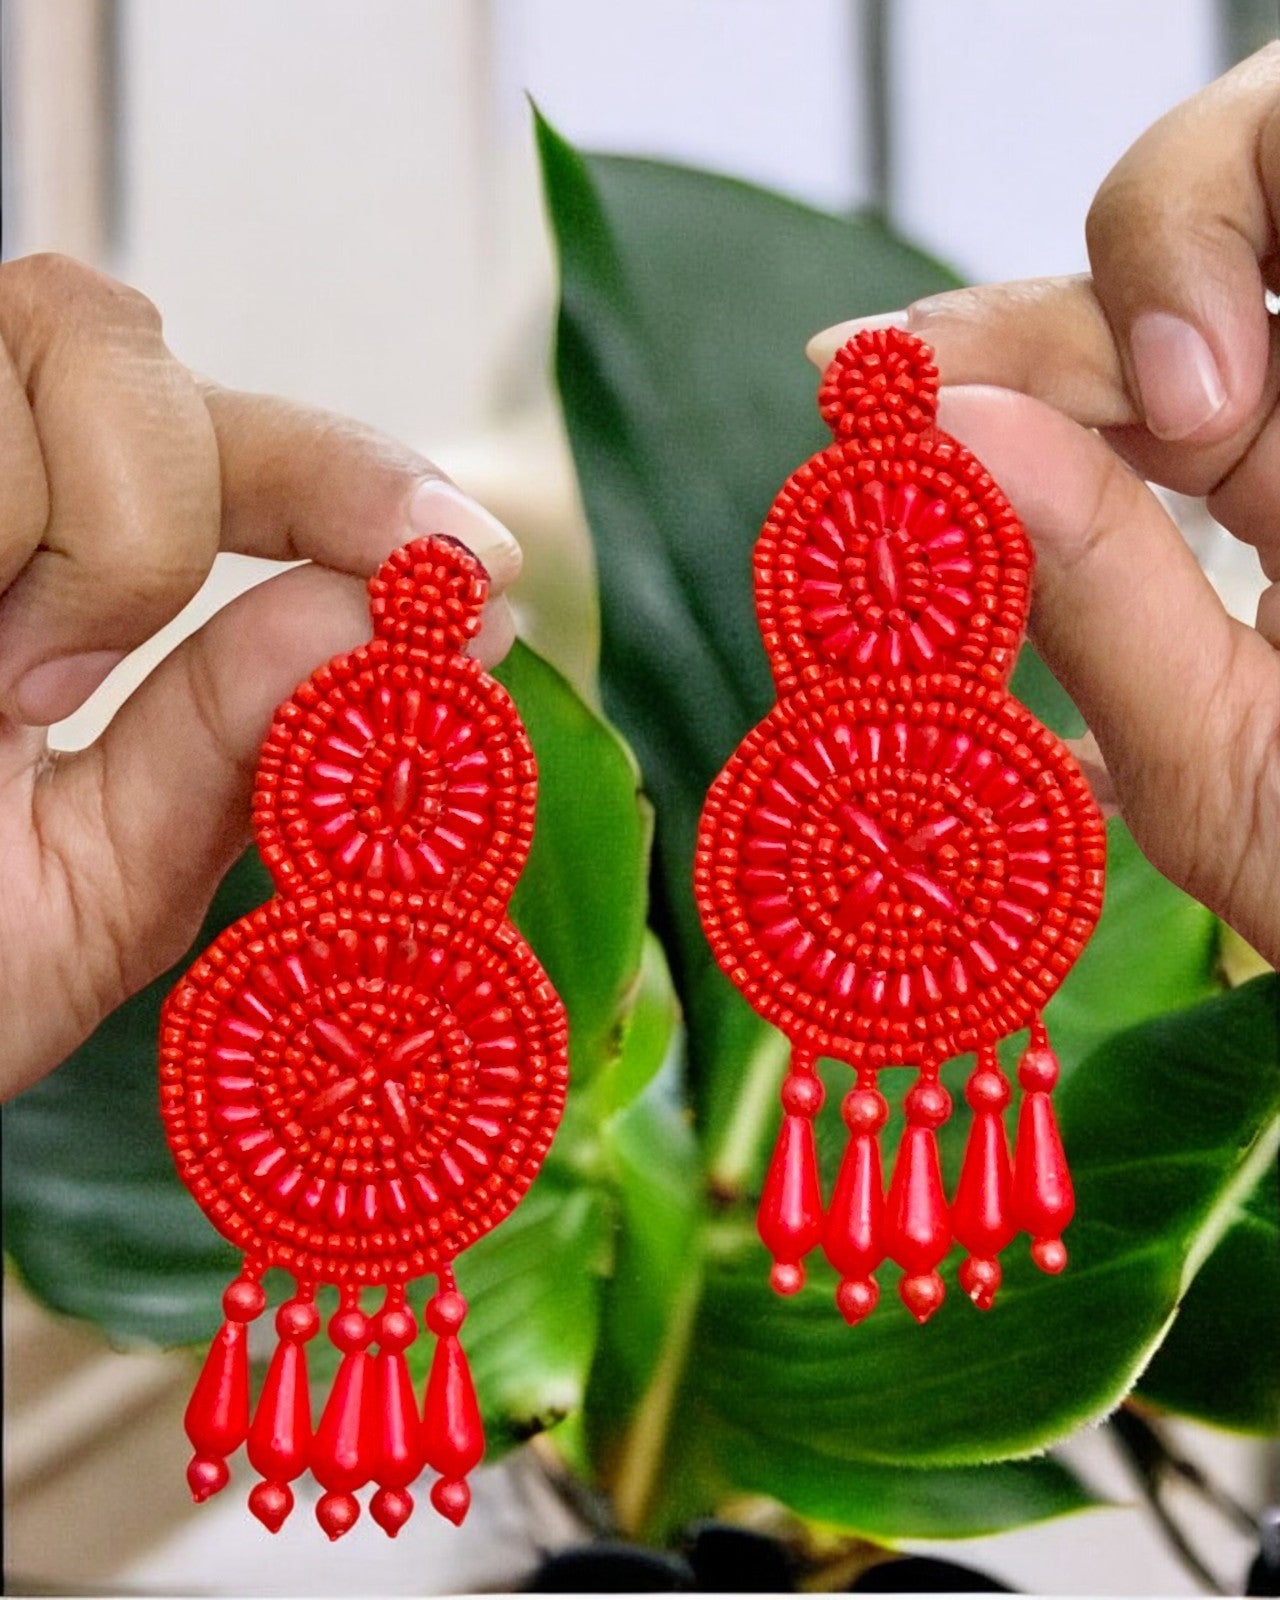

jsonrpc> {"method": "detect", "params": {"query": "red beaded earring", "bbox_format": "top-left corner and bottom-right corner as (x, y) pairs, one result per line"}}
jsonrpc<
(694, 329), (1105, 1325)
(160, 535), (568, 1538)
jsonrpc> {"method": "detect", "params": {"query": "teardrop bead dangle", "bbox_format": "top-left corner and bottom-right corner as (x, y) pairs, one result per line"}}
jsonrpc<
(423, 1273), (485, 1526)
(883, 1074), (952, 1323)
(311, 1288), (375, 1540)
(1012, 1022), (1074, 1274)
(185, 1273), (264, 1501)
(757, 1051), (826, 1294)
(822, 1078), (887, 1324)
(368, 1286), (425, 1537)
(246, 1285), (318, 1531)
(952, 1049), (1015, 1310)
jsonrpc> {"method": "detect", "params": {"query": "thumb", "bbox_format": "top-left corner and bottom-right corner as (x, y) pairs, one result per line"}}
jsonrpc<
(46, 558), (515, 1009)
(937, 385), (1280, 962)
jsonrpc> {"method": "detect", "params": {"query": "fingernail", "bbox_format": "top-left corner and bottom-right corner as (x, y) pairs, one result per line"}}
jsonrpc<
(805, 310), (911, 369)
(408, 480), (522, 587)
(14, 649), (126, 726)
(1129, 312), (1227, 440)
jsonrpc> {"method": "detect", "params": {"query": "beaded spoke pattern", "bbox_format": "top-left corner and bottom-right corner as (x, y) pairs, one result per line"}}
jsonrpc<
(163, 902), (562, 1284)
(698, 675), (1100, 1064)
(694, 330), (1105, 1327)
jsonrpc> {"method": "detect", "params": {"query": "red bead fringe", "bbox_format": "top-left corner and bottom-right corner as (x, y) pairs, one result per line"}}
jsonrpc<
(184, 1270), (484, 1538)
(758, 1031), (1073, 1323)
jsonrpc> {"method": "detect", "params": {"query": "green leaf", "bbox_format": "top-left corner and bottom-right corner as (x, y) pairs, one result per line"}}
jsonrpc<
(495, 641), (653, 1091)
(664, 1417), (1102, 1542)
(3, 633), (653, 1468)
(585, 1058), (701, 1454)
(446, 1171), (612, 1450)
(536, 111), (962, 1166)
(689, 976), (1280, 1470)
(1137, 1154), (1280, 1433)
(1043, 820), (1220, 1075)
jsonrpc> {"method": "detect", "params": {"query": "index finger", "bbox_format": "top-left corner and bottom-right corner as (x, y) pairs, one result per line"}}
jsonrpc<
(807, 277), (1133, 430)
(199, 383), (523, 594)
(808, 46), (1280, 453)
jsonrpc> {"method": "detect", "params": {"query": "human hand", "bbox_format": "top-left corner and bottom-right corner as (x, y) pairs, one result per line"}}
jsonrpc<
(0, 253), (521, 1099)
(807, 44), (1280, 969)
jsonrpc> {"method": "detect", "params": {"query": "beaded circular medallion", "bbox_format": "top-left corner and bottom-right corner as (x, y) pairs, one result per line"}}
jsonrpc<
(694, 329), (1105, 1325)
(160, 536), (567, 1539)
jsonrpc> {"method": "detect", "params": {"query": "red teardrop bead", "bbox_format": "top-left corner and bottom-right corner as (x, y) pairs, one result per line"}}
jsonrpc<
(952, 1074), (1014, 1310)
(423, 1334), (485, 1484)
(1012, 1090), (1074, 1264)
(312, 1350), (373, 1496)
(373, 1347), (425, 1490)
(884, 1123), (951, 1321)
(247, 1337), (312, 1485)
(757, 1113), (825, 1283)
(184, 1319), (250, 1469)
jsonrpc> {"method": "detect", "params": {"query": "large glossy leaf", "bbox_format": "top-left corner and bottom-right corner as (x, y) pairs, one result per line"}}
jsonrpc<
(495, 643), (651, 1094)
(3, 641), (653, 1450)
(654, 1418), (1101, 1544)
(1136, 1148), (1280, 1433)
(689, 977), (1280, 1470)
(536, 110), (962, 1170)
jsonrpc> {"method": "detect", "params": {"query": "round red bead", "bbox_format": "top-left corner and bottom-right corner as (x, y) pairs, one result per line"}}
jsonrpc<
(781, 1072), (824, 1117)
(905, 1079), (951, 1128)
(248, 1480), (293, 1533)
(425, 1289), (468, 1336)
(377, 1305), (418, 1351)
(966, 1068), (1011, 1113)
(1019, 1047), (1060, 1093)
(222, 1276), (266, 1323)
(769, 1262), (806, 1296)
(842, 1087), (888, 1134)
(275, 1298), (319, 1342)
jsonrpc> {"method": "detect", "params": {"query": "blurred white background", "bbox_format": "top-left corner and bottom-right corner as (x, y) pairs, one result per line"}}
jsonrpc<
(2, 1), (1275, 1594)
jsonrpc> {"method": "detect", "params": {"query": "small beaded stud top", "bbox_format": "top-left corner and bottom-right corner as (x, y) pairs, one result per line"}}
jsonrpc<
(694, 329), (1105, 1326)
(160, 536), (568, 1539)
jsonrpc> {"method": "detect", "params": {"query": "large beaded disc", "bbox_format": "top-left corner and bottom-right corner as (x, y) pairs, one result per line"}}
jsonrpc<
(694, 673), (1105, 1066)
(160, 895), (568, 1284)
(754, 432), (1032, 696)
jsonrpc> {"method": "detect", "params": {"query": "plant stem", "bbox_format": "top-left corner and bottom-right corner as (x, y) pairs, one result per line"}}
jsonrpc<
(705, 1031), (790, 1195)
(1110, 1407), (1234, 1594)
(610, 1263), (703, 1537)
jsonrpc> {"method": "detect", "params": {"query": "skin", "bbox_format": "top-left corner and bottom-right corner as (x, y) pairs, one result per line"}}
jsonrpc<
(0, 253), (521, 1100)
(809, 44), (1280, 972)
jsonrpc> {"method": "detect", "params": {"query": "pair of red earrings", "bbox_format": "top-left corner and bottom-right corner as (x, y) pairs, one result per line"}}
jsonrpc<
(161, 330), (1104, 1537)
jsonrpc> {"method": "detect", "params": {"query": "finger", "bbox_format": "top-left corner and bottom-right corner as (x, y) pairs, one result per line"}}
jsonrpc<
(43, 558), (522, 1027)
(0, 255), (222, 726)
(471, 594), (517, 669)
(1064, 732), (1119, 821)
(1082, 47), (1280, 445)
(45, 565), (374, 1015)
(808, 48), (1280, 455)
(199, 384), (522, 594)
(937, 385), (1280, 961)
(806, 278), (1136, 430)
(0, 334), (50, 591)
